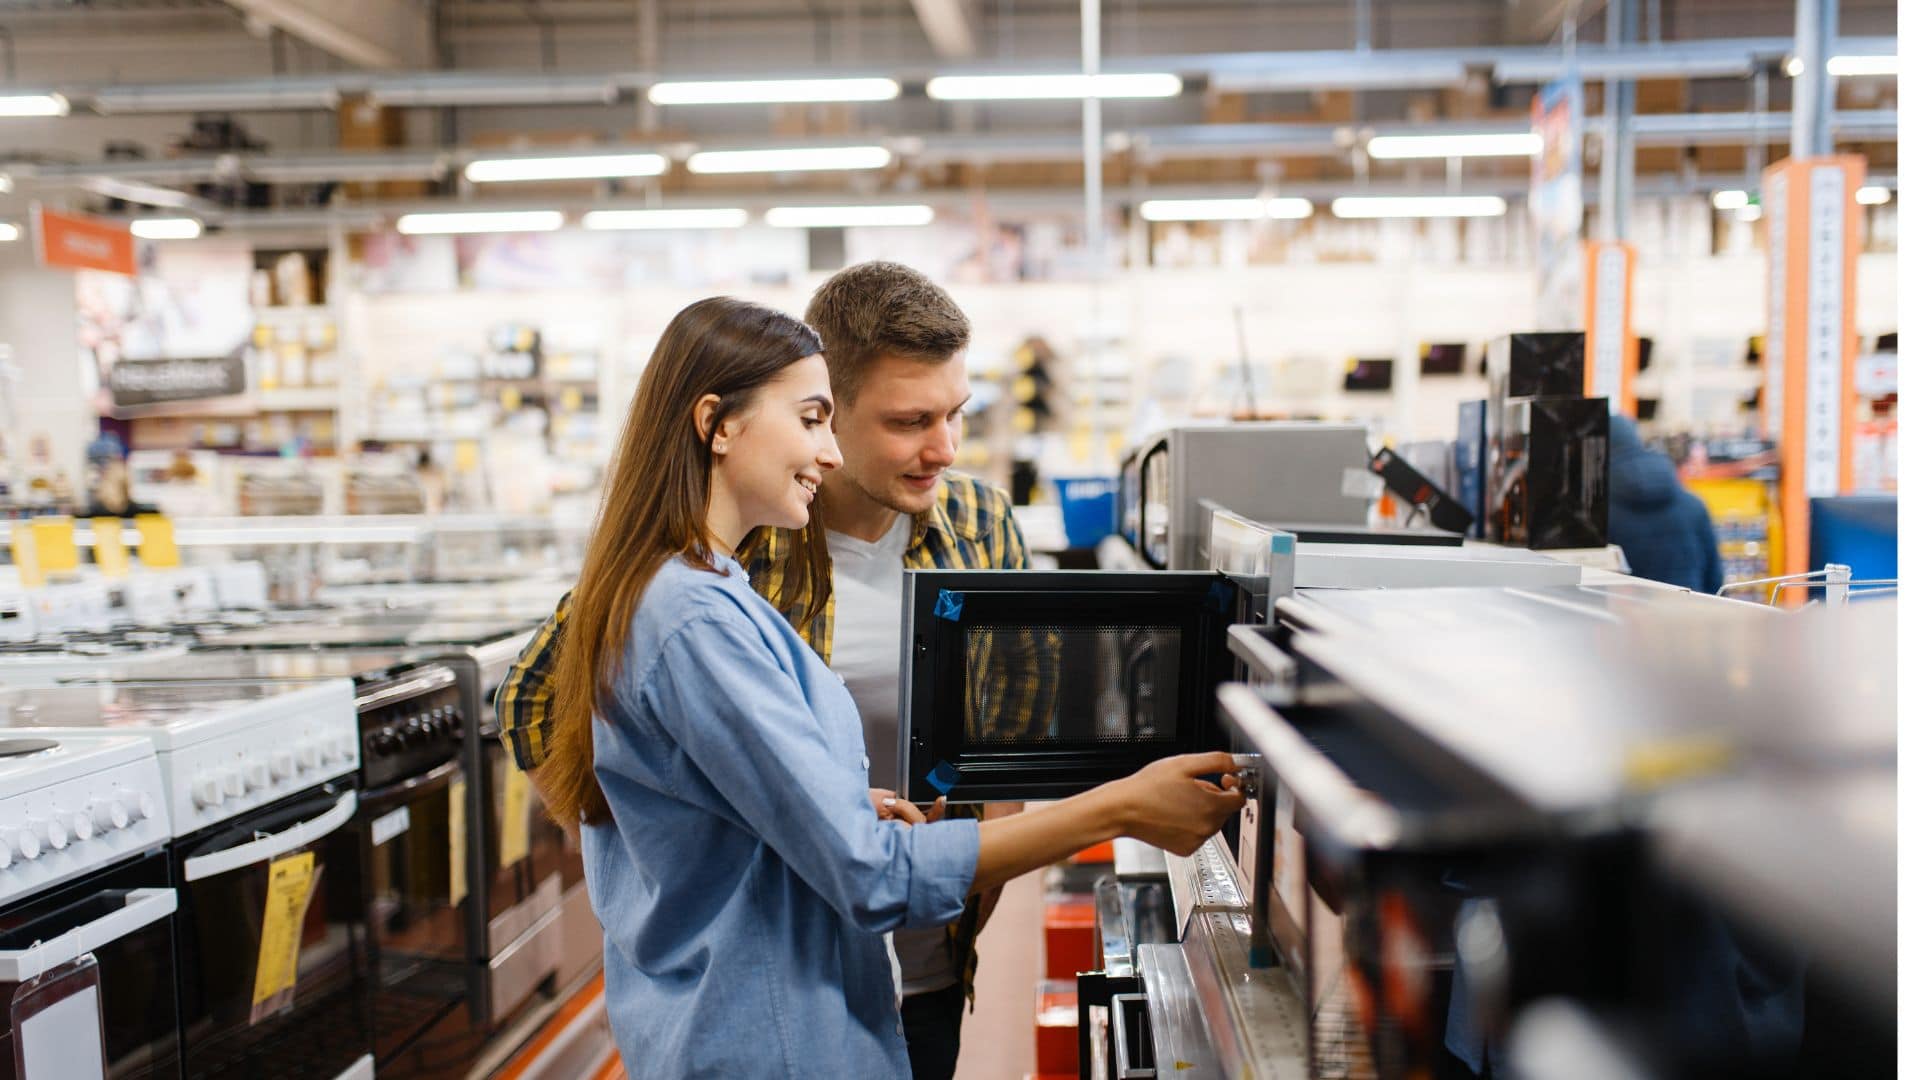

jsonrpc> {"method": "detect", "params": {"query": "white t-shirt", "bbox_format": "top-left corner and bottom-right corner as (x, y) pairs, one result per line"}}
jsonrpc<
(827, 517), (957, 995)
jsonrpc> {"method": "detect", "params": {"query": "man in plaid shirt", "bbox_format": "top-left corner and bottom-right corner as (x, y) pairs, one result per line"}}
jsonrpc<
(495, 260), (1051, 1080)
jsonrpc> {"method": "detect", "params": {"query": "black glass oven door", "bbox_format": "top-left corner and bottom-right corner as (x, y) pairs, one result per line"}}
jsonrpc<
(0, 851), (179, 1080)
(175, 782), (373, 1080)
(902, 570), (1236, 803)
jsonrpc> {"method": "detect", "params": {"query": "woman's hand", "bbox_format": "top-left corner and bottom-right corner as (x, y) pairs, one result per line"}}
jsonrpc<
(870, 789), (933, 825)
(1107, 753), (1246, 856)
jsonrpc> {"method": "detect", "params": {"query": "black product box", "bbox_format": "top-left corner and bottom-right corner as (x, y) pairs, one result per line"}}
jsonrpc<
(1486, 396), (1611, 549)
(1455, 400), (1487, 539)
(1487, 332), (1585, 402)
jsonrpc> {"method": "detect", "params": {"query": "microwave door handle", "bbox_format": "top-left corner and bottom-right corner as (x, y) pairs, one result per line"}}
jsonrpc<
(183, 791), (358, 883)
(0, 887), (178, 984)
(1215, 683), (1401, 852)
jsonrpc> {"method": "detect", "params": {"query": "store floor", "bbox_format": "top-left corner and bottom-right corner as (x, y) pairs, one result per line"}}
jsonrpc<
(955, 870), (1044, 1079)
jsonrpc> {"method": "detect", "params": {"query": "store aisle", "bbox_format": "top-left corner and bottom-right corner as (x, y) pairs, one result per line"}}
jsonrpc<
(955, 869), (1044, 1079)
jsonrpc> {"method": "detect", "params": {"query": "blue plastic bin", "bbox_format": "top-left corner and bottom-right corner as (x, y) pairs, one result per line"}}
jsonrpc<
(1053, 476), (1118, 549)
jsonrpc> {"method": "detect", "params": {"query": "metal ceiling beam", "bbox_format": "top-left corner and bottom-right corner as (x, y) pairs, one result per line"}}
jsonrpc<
(906, 0), (977, 58)
(218, 0), (433, 70)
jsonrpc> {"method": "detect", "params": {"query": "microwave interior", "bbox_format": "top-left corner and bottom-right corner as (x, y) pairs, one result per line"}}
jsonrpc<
(901, 570), (1237, 803)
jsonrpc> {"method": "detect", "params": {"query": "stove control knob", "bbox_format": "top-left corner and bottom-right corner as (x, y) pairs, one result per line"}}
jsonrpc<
(0, 837), (13, 869)
(370, 731), (398, 756)
(30, 818), (67, 851)
(295, 741), (322, 771)
(65, 811), (92, 843)
(270, 751), (296, 781)
(115, 787), (155, 822)
(221, 769), (246, 798)
(90, 799), (129, 833)
(193, 775), (224, 809)
(245, 761), (272, 791)
(12, 830), (39, 861)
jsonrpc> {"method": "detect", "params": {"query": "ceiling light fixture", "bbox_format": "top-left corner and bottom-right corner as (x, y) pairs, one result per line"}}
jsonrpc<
(686, 145), (892, 174)
(129, 218), (203, 240)
(1825, 55), (1898, 77)
(1856, 185), (1891, 205)
(464, 153), (668, 183)
(582, 208), (751, 230)
(924, 73), (1182, 100)
(0, 93), (69, 118)
(1365, 132), (1542, 159)
(395, 210), (565, 235)
(1712, 189), (1753, 210)
(647, 78), (900, 105)
(1329, 195), (1508, 219)
(764, 204), (935, 228)
(1138, 197), (1313, 221)
(0, 224), (19, 243)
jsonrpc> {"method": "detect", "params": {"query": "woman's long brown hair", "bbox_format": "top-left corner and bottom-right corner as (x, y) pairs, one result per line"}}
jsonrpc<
(544, 297), (829, 827)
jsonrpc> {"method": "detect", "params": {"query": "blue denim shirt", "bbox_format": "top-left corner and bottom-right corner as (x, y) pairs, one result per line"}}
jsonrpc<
(583, 553), (981, 1077)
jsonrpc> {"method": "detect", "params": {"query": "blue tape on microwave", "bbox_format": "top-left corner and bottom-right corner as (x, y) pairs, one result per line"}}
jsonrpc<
(934, 589), (965, 621)
(1207, 579), (1235, 614)
(925, 760), (960, 795)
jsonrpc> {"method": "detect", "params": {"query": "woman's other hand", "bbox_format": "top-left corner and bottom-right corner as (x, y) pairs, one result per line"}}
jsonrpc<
(1110, 753), (1246, 856)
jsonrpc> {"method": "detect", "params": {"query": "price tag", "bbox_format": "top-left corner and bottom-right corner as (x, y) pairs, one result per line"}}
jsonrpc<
(498, 767), (532, 869)
(251, 851), (320, 1024)
(371, 806), (411, 847)
(449, 779), (468, 907)
(134, 514), (179, 568)
(9, 525), (43, 588)
(453, 441), (480, 474)
(90, 519), (130, 579)
(30, 519), (78, 575)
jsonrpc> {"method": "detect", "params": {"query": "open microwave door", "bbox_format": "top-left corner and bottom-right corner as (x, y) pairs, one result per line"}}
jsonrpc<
(900, 570), (1236, 803)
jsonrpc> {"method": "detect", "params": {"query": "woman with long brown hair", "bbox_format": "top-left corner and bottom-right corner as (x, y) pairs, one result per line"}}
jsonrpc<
(546, 296), (1244, 1076)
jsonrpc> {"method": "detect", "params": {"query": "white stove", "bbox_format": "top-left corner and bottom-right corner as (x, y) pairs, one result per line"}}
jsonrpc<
(0, 733), (170, 907)
(0, 679), (359, 836)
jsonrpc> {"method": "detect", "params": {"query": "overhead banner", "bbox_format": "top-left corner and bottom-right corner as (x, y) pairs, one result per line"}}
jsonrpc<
(33, 205), (136, 276)
(1529, 75), (1585, 328)
(107, 353), (247, 408)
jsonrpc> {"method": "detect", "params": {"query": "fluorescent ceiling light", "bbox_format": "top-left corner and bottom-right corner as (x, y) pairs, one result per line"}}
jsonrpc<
(925, 73), (1182, 100)
(1139, 197), (1313, 222)
(1329, 195), (1508, 219)
(764, 204), (934, 228)
(1712, 189), (1752, 210)
(1856, 185), (1891, 205)
(1826, 55), (1897, 77)
(582, 208), (751, 230)
(82, 176), (202, 209)
(0, 224), (19, 243)
(1366, 132), (1542, 159)
(0, 175), (11, 195)
(0, 93), (68, 118)
(648, 78), (900, 105)
(1782, 57), (1805, 78)
(129, 218), (202, 240)
(686, 145), (891, 174)
(395, 210), (565, 235)
(465, 153), (667, 183)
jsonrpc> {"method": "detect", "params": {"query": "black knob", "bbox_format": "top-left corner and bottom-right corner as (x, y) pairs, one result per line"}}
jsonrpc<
(371, 730), (400, 756)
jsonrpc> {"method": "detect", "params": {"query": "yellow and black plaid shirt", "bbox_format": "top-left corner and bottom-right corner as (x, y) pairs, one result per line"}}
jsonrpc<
(494, 471), (1039, 998)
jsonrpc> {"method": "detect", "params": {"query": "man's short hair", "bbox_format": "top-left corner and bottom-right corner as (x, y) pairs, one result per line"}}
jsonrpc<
(804, 261), (971, 403)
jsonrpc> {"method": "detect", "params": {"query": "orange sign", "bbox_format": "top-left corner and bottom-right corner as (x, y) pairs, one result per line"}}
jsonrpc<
(1582, 240), (1637, 418)
(33, 205), (135, 275)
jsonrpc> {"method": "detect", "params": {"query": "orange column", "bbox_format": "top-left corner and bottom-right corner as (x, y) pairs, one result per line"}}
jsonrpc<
(1583, 240), (1638, 416)
(1762, 155), (1864, 577)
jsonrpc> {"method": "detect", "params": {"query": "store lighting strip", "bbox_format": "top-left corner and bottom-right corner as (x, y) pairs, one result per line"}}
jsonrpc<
(1139, 197), (1312, 221)
(1711, 189), (1752, 210)
(1365, 132), (1542, 159)
(647, 78), (901, 105)
(764, 204), (934, 228)
(1329, 195), (1508, 219)
(129, 218), (203, 240)
(1856, 185), (1891, 205)
(396, 210), (565, 235)
(465, 153), (668, 183)
(925, 73), (1182, 100)
(0, 223), (19, 243)
(0, 93), (68, 118)
(582, 208), (751, 230)
(686, 145), (892, 174)
(1785, 54), (1897, 78)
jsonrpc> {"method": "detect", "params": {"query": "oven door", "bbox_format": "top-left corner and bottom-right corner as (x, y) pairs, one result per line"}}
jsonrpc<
(1139, 440), (1173, 570)
(174, 782), (374, 1080)
(901, 570), (1236, 803)
(0, 851), (179, 1080)
(343, 759), (488, 1074)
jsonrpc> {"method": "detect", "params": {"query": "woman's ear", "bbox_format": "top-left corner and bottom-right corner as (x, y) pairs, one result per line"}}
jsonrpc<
(693, 394), (724, 453)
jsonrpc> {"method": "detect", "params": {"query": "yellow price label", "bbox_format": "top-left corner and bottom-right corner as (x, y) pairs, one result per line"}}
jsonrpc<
(452, 441), (480, 474)
(449, 779), (468, 908)
(251, 851), (319, 1022)
(9, 524), (43, 588)
(91, 518), (130, 578)
(135, 514), (179, 568)
(560, 388), (583, 412)
(30, 518), (78, 575)
(498, 767), (532, 870)
(499, 387), (523, 411)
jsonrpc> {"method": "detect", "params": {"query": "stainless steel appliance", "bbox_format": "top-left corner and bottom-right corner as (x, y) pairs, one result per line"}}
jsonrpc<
(1120, 424), (1371, 571)
(0, 733), (178, 1080)
(899, 570), (1237, 804)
